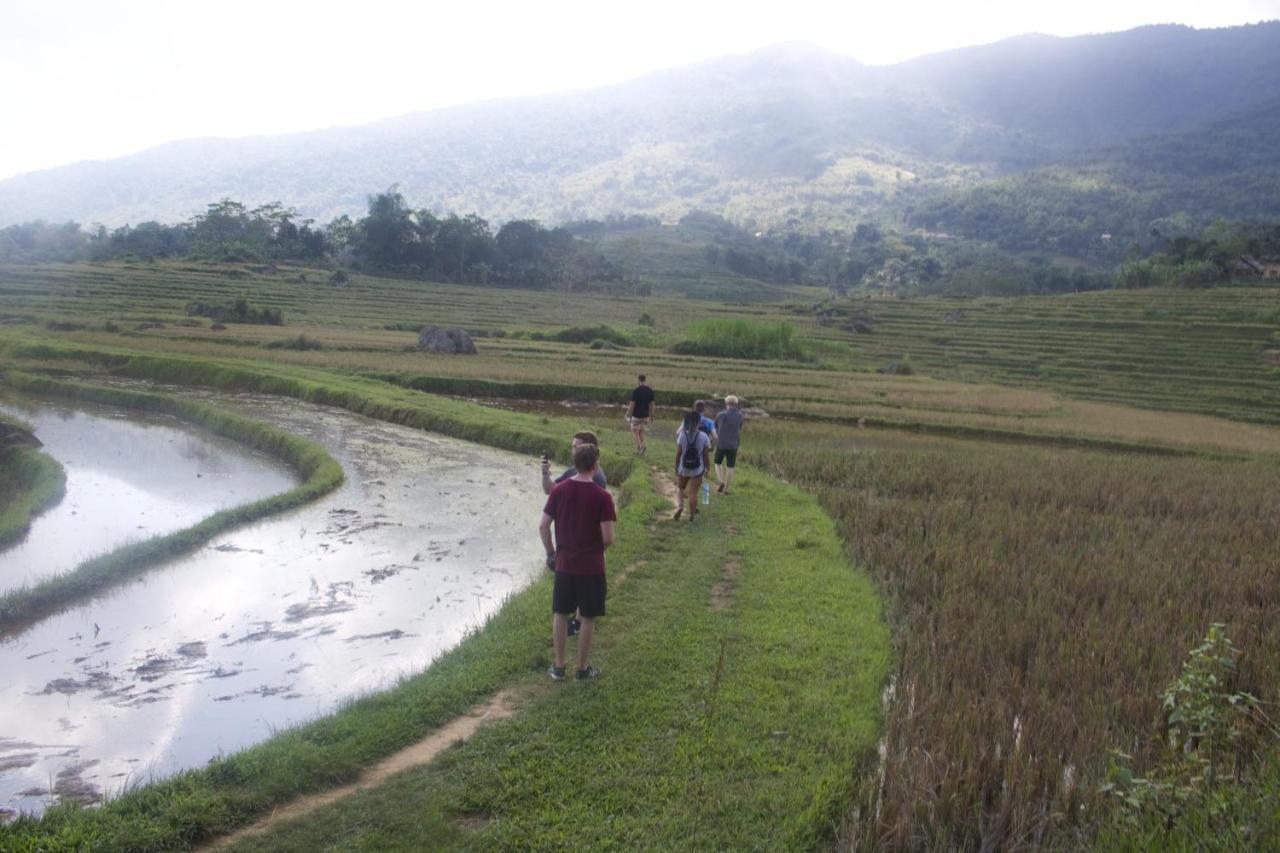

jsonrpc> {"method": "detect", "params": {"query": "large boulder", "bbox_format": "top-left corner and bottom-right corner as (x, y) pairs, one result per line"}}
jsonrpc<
(417, 325), (477, 355)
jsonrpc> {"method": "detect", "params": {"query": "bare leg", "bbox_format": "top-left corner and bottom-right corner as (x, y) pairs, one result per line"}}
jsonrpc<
(576, 617), (595, 671)
(723, 466), (736, 492)
(552, 613), (569, 668)
(689, 475), (703, 518)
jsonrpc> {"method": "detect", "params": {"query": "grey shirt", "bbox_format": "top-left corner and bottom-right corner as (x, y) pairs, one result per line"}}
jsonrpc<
(714, 409), (745, 450)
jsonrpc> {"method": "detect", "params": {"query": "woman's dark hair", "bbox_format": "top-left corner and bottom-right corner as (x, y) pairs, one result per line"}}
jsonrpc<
(682, 410), (701, 433)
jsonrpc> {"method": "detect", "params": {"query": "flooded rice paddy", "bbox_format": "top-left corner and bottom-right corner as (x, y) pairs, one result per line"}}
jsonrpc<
(0, 391), (546, 818)
(0, 398), (297, 592)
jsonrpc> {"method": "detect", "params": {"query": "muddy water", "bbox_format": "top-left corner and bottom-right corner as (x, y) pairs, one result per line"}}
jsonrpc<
(0, 398), (297, 592)
(0, 393), (546, 818)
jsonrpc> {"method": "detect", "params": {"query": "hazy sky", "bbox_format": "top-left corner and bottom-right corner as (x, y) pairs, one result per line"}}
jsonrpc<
(3, 0), (1278, 180)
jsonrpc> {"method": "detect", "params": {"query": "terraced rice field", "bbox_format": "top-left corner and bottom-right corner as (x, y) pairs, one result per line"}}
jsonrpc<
(821, 289), (1280, 424)
(4, 262), (1280, 452)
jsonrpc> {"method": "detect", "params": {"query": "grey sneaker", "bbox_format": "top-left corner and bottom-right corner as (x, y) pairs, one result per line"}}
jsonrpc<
(548, 665), (566, 681)
(575, 666), (601, 680)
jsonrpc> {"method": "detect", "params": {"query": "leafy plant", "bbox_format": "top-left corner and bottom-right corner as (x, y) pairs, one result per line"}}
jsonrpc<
(1102, 624), (1264, 824)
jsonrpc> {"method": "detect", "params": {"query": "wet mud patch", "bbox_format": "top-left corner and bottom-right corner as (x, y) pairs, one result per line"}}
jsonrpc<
(40, 670), (117, 696)
(344, 629), (411, 643)
(0, 752), (39, 773)
(53, 760), (101, 805)
(364, 563), (418, 583)
(211, 543), (263, 555)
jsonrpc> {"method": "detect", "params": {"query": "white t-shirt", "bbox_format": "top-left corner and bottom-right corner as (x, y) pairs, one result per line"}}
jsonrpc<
(676, 429), (710, 476)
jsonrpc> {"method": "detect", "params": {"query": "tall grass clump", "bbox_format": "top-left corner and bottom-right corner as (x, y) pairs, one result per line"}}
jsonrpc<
(0, 444), (65, 547)
(671, 318), (807, 361)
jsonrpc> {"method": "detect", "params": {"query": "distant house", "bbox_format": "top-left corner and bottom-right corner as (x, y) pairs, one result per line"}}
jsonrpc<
(1263, 262), (1280, 280)
(1233, 256), (1265, 278)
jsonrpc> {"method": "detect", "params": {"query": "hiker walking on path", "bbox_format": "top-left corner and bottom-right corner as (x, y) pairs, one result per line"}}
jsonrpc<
(673, 409), (712, 522)
(540, 443), (616, 681)
(713, 395), (745, 494)
(625, 374), (655, 456)
(542, 430), (607, 494)
(693, 400), (718, 448)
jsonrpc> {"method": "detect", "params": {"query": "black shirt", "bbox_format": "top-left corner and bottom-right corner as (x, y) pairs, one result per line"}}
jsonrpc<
(629, 384), (655, 418)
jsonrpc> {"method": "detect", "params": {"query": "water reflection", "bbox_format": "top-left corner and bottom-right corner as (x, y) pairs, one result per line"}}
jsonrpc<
(0, 394), (545, 818)
(0, 399), (297, 592)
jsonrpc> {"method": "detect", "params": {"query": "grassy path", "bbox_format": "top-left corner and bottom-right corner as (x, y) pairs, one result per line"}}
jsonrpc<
(0, 464), (889, 851)
(216, 467), (889, 851)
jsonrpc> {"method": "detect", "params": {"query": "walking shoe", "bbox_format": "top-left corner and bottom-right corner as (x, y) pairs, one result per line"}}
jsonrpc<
(568, 617), (581, 637)
(716, 483), (725, 493)
(672, 507), (683, 520)
(575, 666), (601, 680)
(548, 665), (566, 681)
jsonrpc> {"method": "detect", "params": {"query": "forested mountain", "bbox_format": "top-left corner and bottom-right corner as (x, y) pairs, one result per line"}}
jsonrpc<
(2, 22), (1279, 241)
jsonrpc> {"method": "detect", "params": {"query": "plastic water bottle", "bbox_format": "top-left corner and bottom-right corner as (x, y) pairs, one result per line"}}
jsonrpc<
(701, 480), (711, 506)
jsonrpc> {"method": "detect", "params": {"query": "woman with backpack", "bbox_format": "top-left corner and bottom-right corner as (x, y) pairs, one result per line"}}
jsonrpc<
(673, 409), (712, 522)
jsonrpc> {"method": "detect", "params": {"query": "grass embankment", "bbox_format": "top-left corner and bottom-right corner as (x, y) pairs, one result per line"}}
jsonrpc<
(0, 468), (889, 851)
(0, 340), (636, 486)
(0, 372), (345, 633)
(0, 422), (66, 547)
(753, 420), (1280, 849)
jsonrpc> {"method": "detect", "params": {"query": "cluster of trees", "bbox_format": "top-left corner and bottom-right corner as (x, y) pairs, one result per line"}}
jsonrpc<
(0, 200), (328, 264)
(0, 190), (631, 291)
(1116, 223), (1280, 289)
(347, 189), (628, 288)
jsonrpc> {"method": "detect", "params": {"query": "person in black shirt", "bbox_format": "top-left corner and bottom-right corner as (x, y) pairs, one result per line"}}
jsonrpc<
(625, 374), (655, 456)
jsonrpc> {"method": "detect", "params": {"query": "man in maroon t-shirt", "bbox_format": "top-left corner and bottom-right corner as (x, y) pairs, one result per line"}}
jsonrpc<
(539, 443), (617, 681)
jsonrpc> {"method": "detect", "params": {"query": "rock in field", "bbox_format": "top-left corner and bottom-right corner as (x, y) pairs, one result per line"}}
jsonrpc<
(417, 326), (477, 355)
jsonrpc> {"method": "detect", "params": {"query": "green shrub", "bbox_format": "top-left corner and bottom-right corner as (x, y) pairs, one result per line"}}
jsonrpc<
(186, 298), (283, 325)
(670, 318), (806, 361)
(263, 334), (324, 351)
(543, 325), (633, 346)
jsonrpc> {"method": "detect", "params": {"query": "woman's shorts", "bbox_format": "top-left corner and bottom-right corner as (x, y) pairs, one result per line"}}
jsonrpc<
(713, 448), (738, 468)
(552, 572), (607, 618)
(676, 472), (705, 488)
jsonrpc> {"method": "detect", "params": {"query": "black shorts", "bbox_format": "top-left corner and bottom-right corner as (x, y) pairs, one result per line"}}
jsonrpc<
(713, 448), (738, 468)
(552, 572), (607, 618)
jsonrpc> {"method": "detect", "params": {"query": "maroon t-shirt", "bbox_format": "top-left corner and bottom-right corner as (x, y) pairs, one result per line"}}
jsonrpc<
(543, 478), (617, 575)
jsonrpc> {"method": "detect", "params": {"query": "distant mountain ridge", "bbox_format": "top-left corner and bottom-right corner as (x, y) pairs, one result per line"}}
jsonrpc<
(2, 22), (1279, 231)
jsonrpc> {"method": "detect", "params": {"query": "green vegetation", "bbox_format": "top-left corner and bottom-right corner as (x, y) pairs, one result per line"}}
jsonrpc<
(672, 318), (807, 361)
(752, 420), (1280, 849)
(539, 324), (633, 346)
(0, 455), (889, 852)
(3, 256), (1280, 848)
(0, 414), (65, 547)
(187, 297), (284, 325)
(0, 372), (344, 633)
(262, 334), (324, 351)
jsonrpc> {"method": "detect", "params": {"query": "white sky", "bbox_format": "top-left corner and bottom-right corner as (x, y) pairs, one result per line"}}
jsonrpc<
(3, 0), (1278, 180)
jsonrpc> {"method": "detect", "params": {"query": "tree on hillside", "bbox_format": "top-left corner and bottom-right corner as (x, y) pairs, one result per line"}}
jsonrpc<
(355, 188), (417, 270)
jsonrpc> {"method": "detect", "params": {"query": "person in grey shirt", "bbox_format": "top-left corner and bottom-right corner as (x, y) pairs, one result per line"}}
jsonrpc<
(713, 395), (745, 494)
